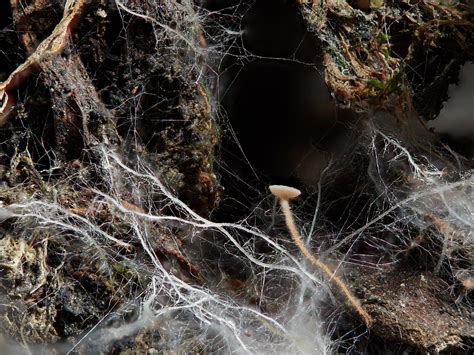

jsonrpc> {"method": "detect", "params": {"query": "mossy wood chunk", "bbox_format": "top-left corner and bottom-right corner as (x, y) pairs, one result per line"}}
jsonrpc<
(298, 0), (474, 116)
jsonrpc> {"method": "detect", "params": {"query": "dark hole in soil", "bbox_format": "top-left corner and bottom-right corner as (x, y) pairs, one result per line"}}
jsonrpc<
(202, 0), (360, 221)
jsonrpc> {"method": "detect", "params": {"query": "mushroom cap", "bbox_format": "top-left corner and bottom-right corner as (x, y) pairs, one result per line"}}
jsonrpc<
(269, 185), (301, 200)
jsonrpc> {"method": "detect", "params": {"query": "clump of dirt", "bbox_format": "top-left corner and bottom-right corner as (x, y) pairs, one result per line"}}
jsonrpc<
(354, 264), (473, 353)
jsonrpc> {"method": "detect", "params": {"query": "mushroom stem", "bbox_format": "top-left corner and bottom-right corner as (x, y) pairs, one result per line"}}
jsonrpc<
(271, 185), (373, 327)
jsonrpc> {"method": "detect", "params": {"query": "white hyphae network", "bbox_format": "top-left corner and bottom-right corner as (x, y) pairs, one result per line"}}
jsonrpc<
(0, 0), (472, 354)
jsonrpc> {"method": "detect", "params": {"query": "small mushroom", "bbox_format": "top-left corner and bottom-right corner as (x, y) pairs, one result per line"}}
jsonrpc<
(269, 184), (373, 327)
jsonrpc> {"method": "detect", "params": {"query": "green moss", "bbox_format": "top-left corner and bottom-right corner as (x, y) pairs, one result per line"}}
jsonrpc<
(113, 262), (130, 275)
(377, 32), (389, 45)
(367, 78), (384, 90)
